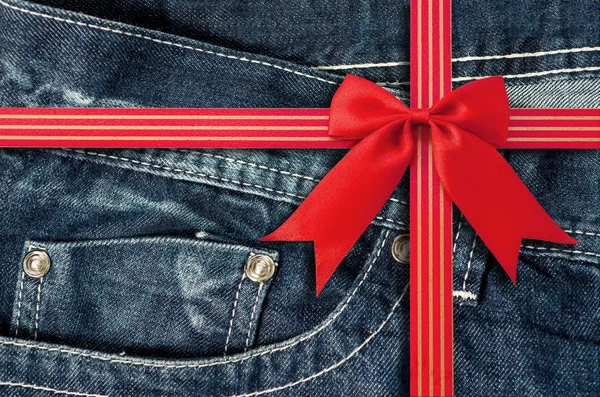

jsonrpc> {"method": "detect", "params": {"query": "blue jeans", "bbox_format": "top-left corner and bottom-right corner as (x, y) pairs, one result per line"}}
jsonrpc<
(0, 0), (599, 395)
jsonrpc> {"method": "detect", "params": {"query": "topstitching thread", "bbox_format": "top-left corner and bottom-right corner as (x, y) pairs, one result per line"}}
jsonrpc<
(0, 231), (392, 369)
(0, 0), (339, 86)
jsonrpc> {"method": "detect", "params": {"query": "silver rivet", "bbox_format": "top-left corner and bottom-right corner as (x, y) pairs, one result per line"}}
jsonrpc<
(391, 234), (410, 264)
(245, 254), (275, 283)
(23, 250), (51, 279)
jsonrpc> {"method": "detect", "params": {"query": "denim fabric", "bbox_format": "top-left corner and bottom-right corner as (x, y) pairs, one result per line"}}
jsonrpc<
(0, 0), (598, 396)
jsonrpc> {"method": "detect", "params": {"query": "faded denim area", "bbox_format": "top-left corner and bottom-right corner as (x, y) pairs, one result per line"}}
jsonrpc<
(0, 0), (598, 396)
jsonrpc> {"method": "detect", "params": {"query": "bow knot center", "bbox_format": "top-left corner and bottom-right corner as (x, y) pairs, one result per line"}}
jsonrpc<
(409, 108), (430, 126)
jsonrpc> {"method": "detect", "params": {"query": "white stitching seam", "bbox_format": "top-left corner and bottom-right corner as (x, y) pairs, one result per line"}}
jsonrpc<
(564, 229), (600, 238)
(177, 150), (409, 207)
(13, 271), (25, 337)
(60, 149), (408, 227)
(313, 61), (410, 70)
(379, 81), (411, 86)
(312, 46), (600, 69)
(0, 281), (406, 397)
(452, 214), (463, 255)
(64, 149), (306, 199)
(521, 245), (600, 258)
(376, 217), (407, 227)
(1, 1), (597, 91)
(0, 2), (406, 212)
(244, 283), (263, 352)
(177, 150), (321, 183)
(454, 231), (600, 301)
(0, 0), (408, 212)
(0, 231), (392, 369)
(461, 235), (478, 292)
(230, 282), (408, 397)
(388, 197), (409, 206)
(452, 228), (599, 301)
(224, 274), (245, 355)
(0, 0), (339, 86)
(379, 65), (600, 86)
(451, 214), (472, 302)
(453, 46), (600, 62)
(452, 290), (477, 300)
(0, 381), (108, 397)
(33, 277), (43, 340)
(452, 66), (600, 82)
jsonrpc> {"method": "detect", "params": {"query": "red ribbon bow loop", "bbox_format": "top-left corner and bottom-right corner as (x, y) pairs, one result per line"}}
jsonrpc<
(261, 74), (576, 294)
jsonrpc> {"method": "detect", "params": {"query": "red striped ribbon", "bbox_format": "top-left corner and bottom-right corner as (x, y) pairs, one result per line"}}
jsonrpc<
(506, 109), (600, 148)
(0, 107), (596, 149)
(0, 108), (339, 148)
(409, 0), (453, 395)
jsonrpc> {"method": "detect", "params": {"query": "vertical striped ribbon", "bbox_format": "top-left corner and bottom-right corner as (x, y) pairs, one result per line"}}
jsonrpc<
(409, 0), (454, 395)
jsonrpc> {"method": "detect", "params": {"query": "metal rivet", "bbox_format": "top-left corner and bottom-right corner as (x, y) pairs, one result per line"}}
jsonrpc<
(245, 254), (275, 283)
(23, 250), (51, 279)
(391, 234), (410, 264)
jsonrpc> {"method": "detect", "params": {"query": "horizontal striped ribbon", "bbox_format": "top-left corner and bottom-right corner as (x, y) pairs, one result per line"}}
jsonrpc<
(0, 107), (596, 148)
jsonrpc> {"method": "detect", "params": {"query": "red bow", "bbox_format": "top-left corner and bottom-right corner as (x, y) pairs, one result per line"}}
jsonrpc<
(261, 75), (576, 294)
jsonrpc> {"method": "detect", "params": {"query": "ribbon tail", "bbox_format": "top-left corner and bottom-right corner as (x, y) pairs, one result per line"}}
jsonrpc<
(261, 122), (413, 295)
(432, 123), (577, 283)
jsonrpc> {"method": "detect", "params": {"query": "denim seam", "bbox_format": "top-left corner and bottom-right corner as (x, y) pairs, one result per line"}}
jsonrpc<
(454, 232), (600, 301)
(13, 271), (25, 337)
(521, 245), (600, 258)
(0, 0), (339, 86)
(380, 81), (411, 87)
(0, 281), (406, 397)
(503, 75), (600, 88)
(4, 0), (597, 91)
(224, 274), (245, 355)
(134, 150), (408, 207)
(180, 150), (408, 207)
(452, 214), (478, 302)
(389, 197), (409, 205)
(313, 61), (410, 70)
(453, 66), (600, 82)
(64, 149), (307, 200)
(33, 277), (43, 341)
(380, 65), (600, 86)
(565, 229), (600, 238)
(452, 290), (477, 300)
(313, 45), (600, 69)
(244, 283), (263, 352)
(377, 217), (406, 227)
(59, 149), (408, 227)
(176, 150), (321, 183)
(452, 214), (463, 255)
(27, 236), (276, 255)
(453, 46), (600, 62)
(0, 381), (108, 397)
(461, 235), (478, 292)
(0, 230), (392, 369)
(229, 283), (409, 397)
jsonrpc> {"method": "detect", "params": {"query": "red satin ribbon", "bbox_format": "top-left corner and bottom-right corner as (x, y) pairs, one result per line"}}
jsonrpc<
(261, 74), (576, 294)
